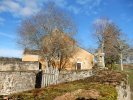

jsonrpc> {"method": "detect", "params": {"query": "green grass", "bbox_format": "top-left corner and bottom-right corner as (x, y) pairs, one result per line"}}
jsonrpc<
(125, 69), (133, 89)
(9, 80), (117, 100)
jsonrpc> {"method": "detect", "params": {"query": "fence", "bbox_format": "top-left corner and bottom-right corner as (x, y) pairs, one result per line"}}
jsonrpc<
(41, 66), (93, 88)
(41, 66), (59, 87)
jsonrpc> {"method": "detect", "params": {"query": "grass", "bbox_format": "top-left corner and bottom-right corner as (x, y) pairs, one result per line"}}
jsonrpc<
(9, 77), (118, 100)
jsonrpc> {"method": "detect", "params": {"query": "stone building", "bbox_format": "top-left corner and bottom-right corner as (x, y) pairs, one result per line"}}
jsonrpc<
(22, 47), (94, 70)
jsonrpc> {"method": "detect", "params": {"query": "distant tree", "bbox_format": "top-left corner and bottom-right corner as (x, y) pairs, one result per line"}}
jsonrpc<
(93, 18), (122, 69)
(125, 48), (133, 64)
(18, 3), (77, 70)
(115, 40), (129, 70)
(0, 57), (21, 61)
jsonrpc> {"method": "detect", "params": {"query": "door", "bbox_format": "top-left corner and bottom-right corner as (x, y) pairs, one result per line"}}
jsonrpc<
(35, 71), (42, 88)
(77, 62), (81, 70)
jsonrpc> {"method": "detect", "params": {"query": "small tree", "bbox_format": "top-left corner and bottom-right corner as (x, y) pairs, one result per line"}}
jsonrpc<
(18, 3), (77, 70)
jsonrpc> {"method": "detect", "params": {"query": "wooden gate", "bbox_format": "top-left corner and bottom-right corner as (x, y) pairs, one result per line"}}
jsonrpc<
(41, 66), (59, 87)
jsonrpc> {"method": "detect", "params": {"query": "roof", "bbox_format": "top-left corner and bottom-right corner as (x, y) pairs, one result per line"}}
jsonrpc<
(23, 49), (40, 55)
(23, 47), (93, 57)
(78, 47), (94, 56)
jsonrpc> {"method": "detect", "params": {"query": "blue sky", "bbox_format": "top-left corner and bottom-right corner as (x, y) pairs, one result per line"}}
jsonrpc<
(0, 0), (133, 57)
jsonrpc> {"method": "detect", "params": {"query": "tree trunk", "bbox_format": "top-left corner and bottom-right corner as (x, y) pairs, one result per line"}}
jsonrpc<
(101, 42), (105, 68)
(120, 53), (123, 71)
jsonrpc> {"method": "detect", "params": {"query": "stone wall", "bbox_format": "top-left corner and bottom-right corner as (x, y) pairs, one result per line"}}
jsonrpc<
(58, 70), (93, 83)
(0, 71), (36, 95)
(0, 61), (39, 71)
(0, 69), (131, 100)
(117, 81), (131, 100)
(0, 70), (93, 95)
(0, 61), (39, 95)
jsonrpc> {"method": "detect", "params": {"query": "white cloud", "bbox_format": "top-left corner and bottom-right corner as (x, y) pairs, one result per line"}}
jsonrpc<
(0, 17), (5, 25)
(53, 0), (68, 8)
(128, 3), (133, 7)
(0, 0), (104, 17)
(0, 0), (21, 15)
(0, 32), (16, 39)
(95, 0), (102, 6)
(20, 7), (36, 16)
(0, 5), (6, 12)
(0, 48), (22, 57)
(68, 5), (80, 14)
(3, 0), (20, 11)
(0, 0), (80, 17)
(93, 18), (112, 25)
(50, 0), (81, 14)
(0, 0), (41, 17)
(76, 0), (102, 6)
(0, 17), (5, 22)
(76, 0), (89, 5)
(120, 13), (133, 23)
(76, 0), (103, 15)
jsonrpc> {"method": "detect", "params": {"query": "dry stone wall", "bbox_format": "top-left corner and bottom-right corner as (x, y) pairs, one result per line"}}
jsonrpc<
(0, 61), (39, 95)
(0, 61), (39, 71)
(58, 70), (93, 83)
(117, 81), (131, 100)
(0, 69), (93, 95)
(0, 71), (36, 95)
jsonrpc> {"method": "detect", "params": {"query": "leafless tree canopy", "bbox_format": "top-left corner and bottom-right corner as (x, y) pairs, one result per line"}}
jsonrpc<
(18, 3), (76, 49)
(42, 29), (77, 70)
(17, 3), (77, 70)
(93, 18), (122, 68)
(93, 18), (110, 44)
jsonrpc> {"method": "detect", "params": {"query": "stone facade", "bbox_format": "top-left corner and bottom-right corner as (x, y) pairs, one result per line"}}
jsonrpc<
(22, 55), (39, 62)
(22, 48), (94, 71)
(0, 61), (39, 71)
(69, 48), (94, 70)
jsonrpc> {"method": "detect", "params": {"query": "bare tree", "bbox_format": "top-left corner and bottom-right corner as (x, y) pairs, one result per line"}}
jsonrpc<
(93, 18), (122, 69)
(42, 29), (77, 71)
(104, 23), (121, 69)
(93, 18), (111, 68)
(115, 40), (129, 70)
(18, 3), (77, 70)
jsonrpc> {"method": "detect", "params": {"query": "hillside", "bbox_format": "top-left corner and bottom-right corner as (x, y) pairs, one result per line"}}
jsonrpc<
(8, 70), (128, 100)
